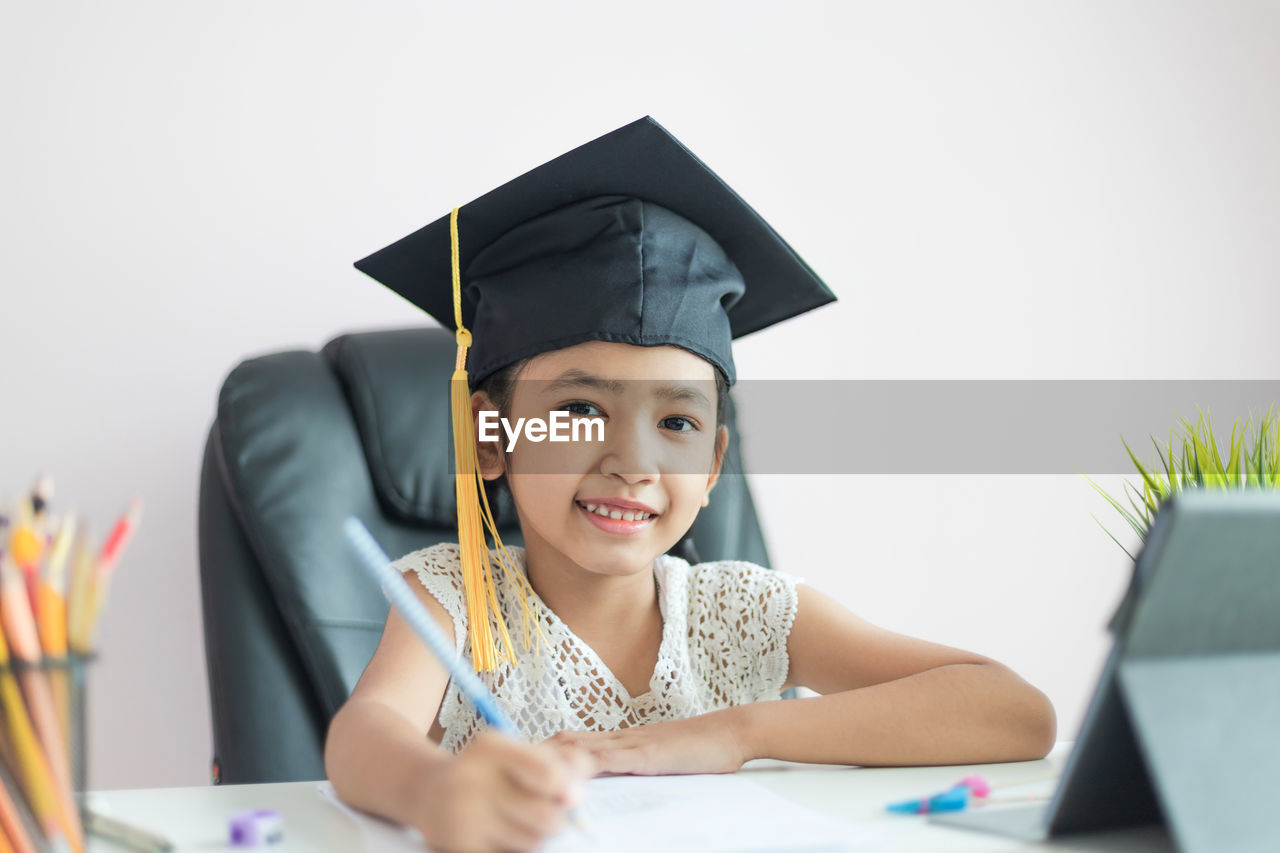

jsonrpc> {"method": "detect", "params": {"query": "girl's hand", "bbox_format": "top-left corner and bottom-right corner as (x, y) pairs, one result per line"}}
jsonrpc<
(411, 731), (595, 853)
(549, 711), (752, 776)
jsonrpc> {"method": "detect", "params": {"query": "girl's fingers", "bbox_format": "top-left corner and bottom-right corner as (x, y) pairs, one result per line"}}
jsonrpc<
(476, 814), (546, 853)
(553, 740), (598, 783)
(491, 784), (567, 844)
(592, 746), (639, 775)
(502, 745), (574, 796)
(498, 737), (595, 800)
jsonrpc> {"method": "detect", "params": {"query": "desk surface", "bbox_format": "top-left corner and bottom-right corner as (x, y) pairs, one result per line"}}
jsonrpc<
(86, 742), (1174, 852)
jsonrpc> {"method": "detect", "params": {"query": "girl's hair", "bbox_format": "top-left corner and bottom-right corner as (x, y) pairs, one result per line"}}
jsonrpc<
(477, 354), (730, 497)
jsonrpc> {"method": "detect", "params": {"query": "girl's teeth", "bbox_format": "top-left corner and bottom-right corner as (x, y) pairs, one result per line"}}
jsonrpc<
(582, 503), (652, 522)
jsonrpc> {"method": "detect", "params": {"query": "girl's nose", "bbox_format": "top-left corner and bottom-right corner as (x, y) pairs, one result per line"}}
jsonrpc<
(597, 418), (660, 484)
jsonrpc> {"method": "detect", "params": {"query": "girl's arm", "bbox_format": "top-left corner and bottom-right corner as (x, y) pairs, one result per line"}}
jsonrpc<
(324, 576), (592, 853)
(555, 584), (1055, 772)
(740, 583), (1056, 766)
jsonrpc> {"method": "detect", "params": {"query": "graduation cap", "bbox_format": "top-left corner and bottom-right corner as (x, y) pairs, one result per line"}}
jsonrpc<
(355, 116), (835, 671)
(355, 116), (834, 386)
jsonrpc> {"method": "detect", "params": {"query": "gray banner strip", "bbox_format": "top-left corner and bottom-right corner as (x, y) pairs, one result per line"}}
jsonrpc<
(733, 380), (1280, 474)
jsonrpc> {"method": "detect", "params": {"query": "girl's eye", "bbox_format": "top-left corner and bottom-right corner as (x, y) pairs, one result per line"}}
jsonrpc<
(563, 401), (602, 417)
(660, 416), (697, 432)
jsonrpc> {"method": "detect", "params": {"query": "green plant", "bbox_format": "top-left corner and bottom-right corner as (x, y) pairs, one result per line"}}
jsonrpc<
(1083, 407), (1280, 559)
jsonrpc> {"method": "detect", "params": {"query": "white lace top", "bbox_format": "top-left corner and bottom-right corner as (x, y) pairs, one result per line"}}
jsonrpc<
(394, 543), (803, 753)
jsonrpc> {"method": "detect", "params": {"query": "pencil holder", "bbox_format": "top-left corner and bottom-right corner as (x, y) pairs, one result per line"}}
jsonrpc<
(61, 652), (94, 806)
(2, 652), (96, 828)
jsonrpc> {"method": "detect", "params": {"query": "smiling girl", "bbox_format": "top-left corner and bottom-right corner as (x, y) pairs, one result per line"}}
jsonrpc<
(324, 119), (1056, 853)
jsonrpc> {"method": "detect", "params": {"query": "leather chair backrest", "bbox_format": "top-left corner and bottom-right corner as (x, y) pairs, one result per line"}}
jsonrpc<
(198, 327), (770, 783)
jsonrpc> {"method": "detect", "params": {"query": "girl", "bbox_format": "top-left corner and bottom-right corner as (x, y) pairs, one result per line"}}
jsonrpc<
(324, 118), (1056, 853)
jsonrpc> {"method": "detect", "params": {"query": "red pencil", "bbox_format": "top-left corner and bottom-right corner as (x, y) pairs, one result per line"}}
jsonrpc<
(82, 498), (143, 649)
(96, 498), (142, 580)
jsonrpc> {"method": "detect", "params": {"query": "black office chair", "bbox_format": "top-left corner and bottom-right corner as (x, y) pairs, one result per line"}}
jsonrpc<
(198, 327), (773, 784)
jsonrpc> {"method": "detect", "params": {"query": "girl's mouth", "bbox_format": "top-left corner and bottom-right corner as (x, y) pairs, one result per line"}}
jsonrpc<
(575, 500), (658, 535)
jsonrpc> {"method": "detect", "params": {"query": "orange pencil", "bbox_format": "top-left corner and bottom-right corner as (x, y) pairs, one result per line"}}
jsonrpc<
(7, 501), (42, 619)
(37, 516), (73, 647)
(0, 605), (72, 853)
(0, 554), (81, 853)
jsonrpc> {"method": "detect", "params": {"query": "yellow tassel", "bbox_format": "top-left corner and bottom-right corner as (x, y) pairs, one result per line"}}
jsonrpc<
(448, 208), (548, 672)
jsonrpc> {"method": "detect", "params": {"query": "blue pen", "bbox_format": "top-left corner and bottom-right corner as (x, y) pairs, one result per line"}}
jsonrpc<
(342, 517), (589, 833)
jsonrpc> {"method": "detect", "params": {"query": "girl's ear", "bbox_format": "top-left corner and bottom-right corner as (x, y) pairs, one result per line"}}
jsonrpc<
(702, 425), (731, 507)
(471, 390), (506, 480)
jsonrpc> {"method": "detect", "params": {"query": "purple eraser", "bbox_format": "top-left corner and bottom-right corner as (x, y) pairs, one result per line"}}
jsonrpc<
(229, 809), (284, 845)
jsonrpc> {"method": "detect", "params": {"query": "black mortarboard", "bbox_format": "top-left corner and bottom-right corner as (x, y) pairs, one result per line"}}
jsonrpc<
(354, 116), (835, 386)
(353, 117), (835, 672)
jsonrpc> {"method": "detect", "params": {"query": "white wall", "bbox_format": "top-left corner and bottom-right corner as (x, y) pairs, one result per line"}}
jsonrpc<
(2, 1), (1277, 789)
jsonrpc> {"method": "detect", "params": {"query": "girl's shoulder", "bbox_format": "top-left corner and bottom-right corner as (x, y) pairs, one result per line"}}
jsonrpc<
(393, 541), (464, 576)
(391, 542), (527, 655)
(659, 554), (804, 608)
(391, 544), (469, 620)
(661, 556), (804, 695)
(393, 541), (529, 574)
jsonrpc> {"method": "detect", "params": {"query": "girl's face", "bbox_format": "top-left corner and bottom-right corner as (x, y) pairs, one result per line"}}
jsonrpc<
(475, 341), (727, 579)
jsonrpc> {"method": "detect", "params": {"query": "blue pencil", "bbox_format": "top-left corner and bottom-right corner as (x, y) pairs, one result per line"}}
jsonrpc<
(341, 517), (590, 834)
(343, 517), (519, 735)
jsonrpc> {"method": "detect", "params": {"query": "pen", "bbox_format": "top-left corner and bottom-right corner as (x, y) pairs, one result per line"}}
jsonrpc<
(341, 518), (590, 834)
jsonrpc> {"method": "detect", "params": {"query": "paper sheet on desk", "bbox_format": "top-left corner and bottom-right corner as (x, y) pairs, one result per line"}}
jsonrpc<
(319, 775), (880, 852)
(318, 782), (427, 849)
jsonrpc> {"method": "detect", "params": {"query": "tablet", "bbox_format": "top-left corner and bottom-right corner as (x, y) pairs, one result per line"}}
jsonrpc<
(931, 491), (1280, 853)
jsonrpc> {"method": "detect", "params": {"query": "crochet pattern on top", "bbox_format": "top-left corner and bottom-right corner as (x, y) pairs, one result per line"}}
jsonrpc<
(394, 543), (803, 752)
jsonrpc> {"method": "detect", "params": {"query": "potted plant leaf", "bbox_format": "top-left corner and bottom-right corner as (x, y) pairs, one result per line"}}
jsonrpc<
(1085, 407), (1280, 559)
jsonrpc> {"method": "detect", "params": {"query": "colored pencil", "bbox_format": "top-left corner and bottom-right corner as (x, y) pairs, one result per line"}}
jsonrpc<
(64, 528), (89, 658)
(80, 499), (141, 650)
(35, 517), (73, 749)
(0, 612), (71, 853)
(342, 517), (591, 836)
(0, 479), (140, 853)
(7, 502), (42, 619)
(0, 555), (82, 853)
(0, 751), (43, 853)
(27, 478), (53, 521)
(343, 518), (520, 736)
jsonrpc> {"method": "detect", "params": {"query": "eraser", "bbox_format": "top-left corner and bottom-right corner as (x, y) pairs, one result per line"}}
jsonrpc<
(229, 809), (283, 846)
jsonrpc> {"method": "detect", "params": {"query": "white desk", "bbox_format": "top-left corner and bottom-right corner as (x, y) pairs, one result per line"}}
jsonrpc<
(86, 742), (1175, 851)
